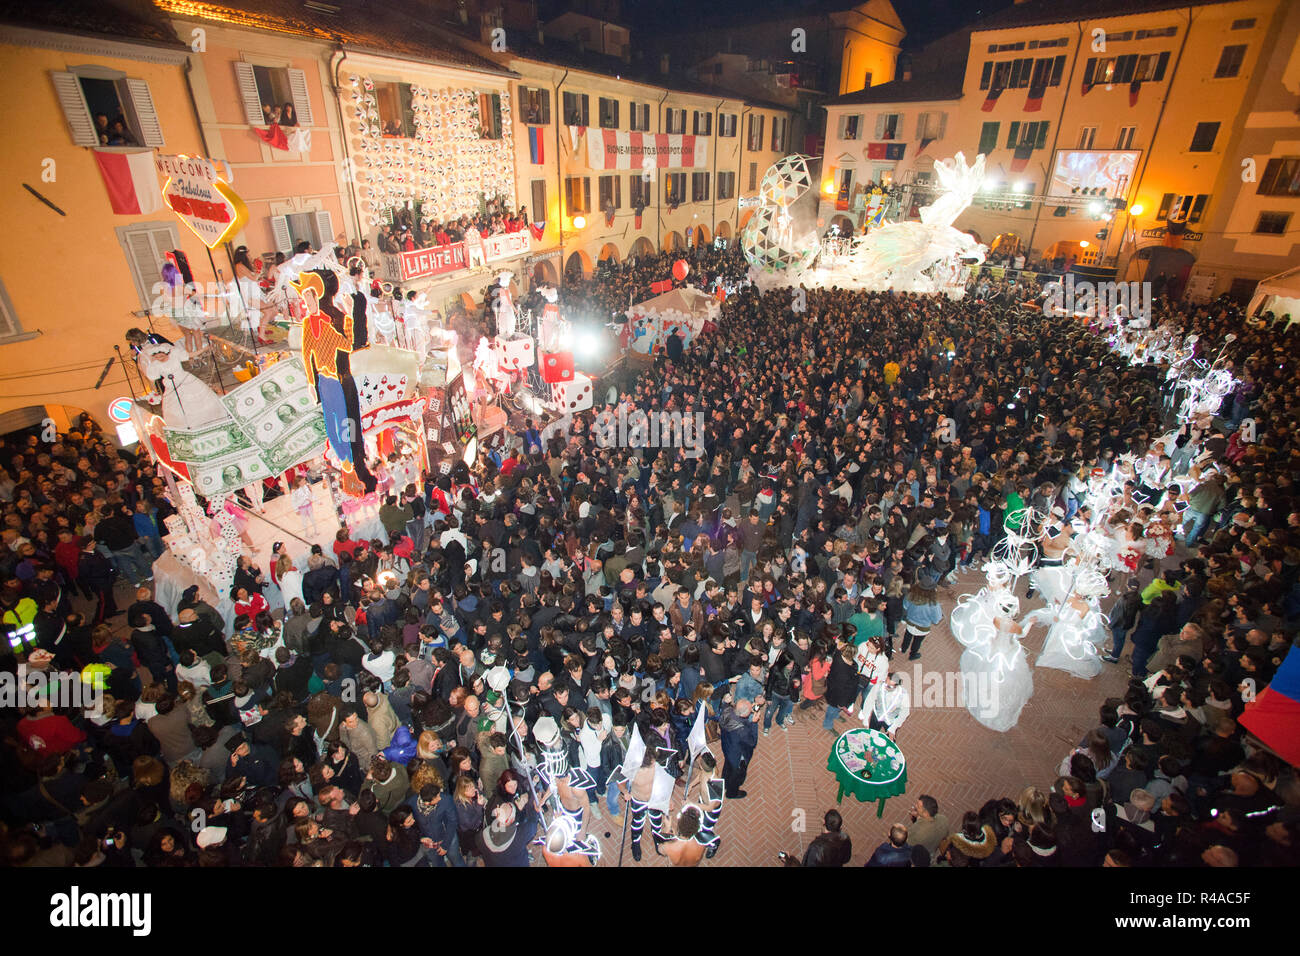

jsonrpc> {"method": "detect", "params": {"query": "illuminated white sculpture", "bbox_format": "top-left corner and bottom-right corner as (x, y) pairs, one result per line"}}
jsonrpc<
(958, 592), (1034, 732)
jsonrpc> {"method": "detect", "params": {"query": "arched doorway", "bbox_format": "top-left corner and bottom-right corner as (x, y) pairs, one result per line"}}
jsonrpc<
(716, 222), (731, 240)
(564, 250), (593, 280)
(990, 233), (1021, 256)
(738, 208), (755, 232)
(1135, 246), (1197, 300)
(0, 403), (106, 443)
(628, 236), (655, 260)
(1042, 240), (1090, 269)
(663, 231), (683, 253)
(598, 242), (621, 266)
(692, 223), (711, 247)
(827, 214), (855, 237)
(532, 259), (558, 287)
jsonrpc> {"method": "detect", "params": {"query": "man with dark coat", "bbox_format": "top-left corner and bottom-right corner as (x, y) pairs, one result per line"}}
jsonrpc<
(719, 698), (759, 798)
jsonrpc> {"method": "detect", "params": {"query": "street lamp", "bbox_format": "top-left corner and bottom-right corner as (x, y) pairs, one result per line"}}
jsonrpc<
(572, 215), (586, 229)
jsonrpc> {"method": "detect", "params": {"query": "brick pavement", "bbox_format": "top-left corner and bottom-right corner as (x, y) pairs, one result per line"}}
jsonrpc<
(582, 565), (1133, 868)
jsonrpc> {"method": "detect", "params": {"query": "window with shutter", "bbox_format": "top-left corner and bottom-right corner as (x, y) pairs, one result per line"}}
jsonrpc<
(287, 69), (314, 126)
(1035, 122), (1048, 149)
(234, 62), (264, 125)
(117, 222), (180, 311)
(315, 210), (335, 250)
(978, 122), (999, 155)
(1006, 122), (1020, 149)
(1153, 51), (1170, 82)
(124, 78), (164, 147)
(50, 71), (99, 146)
(1157, 193), (1174, 220)
(271, 215), (293, 253)
(979, 62), (992, 90)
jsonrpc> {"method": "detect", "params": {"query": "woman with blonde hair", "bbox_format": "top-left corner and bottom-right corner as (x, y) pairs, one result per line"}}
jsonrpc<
(276, 552), (304, 610)
(454, 774), (486, 862)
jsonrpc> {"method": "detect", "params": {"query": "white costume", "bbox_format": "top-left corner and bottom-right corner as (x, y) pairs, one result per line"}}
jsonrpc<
(492, 272), (517, 338)
(139, 342), (229, 429)
(950, 569), (1016, 649)
(959, 606), (1033, 732)
(862, 679), (910, 734)
(1023, 594), (1107, 680)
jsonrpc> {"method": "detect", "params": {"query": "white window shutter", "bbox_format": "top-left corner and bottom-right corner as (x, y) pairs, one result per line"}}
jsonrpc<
(271, 215), (293, 253)
(124, 78), (164, 147)
(938, 112), (948, 139)
(50, 71), (98, 146)
(315, 209), (335, 250)
(234, 62), (265, 126)
(895, 114), (905, 140)
(287, 68), (314, 126)
(875, 113), (886, 139)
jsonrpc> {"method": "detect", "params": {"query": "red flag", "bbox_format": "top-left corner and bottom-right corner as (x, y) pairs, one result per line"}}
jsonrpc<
(634, 212), (643, 229)
(1128, 78), (1142, 107)
(529, 221), (545, 240)
(1024, 85), (1045, 112)
(866, 142), (887, 160)
(981, 87), (1002, 111)
(1010, 143), (1034, 172)
(253, 123), (288, 150)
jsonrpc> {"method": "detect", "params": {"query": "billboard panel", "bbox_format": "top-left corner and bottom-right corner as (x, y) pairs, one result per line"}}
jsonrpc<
(1048, 150), (1140, 199)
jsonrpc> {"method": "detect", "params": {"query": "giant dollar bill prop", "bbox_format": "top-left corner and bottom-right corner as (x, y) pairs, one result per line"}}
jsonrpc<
(164, 358), (327, 495)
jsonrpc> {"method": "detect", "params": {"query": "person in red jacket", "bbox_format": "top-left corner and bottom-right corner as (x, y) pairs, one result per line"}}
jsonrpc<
(17, 704), (87, 755)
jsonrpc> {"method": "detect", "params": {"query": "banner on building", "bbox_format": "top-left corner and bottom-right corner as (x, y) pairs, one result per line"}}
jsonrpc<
(472, 231), (532, 267)
(399, 242), (469, 281)
(587, 130), (709, 170)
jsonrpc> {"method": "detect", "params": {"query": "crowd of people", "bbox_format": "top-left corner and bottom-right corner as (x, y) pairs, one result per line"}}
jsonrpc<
(376, 198), (530, 255)
(0, 245), (1296, 868)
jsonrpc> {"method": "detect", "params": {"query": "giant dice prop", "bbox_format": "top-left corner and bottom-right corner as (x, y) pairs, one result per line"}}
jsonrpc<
(550, 372), (593, 413)
(494, 333), (535, 371)
(540, 350), (575, 384)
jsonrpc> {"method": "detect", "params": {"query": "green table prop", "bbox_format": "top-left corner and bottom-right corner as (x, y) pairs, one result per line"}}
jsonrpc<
(827, 727), (907, 818)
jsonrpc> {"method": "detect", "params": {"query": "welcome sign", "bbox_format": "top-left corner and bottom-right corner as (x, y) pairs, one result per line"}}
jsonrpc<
(155, 154), (248, 249)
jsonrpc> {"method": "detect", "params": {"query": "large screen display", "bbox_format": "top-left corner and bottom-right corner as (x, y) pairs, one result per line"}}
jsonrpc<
(1049, 150), (1141, 199)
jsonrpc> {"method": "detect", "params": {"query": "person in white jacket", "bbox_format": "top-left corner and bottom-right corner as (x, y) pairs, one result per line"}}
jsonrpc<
(853, 636), (889, 714)
(578, 707), (610, 820)
(863, 672), (910, 738)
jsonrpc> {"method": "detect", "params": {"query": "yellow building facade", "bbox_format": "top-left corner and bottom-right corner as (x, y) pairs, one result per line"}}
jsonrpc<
(0, 20), (209, 430)
(821, 0), (1298, 299)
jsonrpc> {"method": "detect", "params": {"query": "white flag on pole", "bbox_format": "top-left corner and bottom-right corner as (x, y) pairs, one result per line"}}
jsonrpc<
(687, 704), (709, 757)
(619, 723), (645, 783)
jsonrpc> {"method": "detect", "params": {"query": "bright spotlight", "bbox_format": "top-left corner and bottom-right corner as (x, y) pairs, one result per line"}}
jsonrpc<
(1013, 181), (1028, 192)
(574, 330), (601, 358)
(1079, 240), (1090, 248)
(572, 215), (586, 229)
(1088, 201), (1103, 216)
(1129, 203), (1144, 216)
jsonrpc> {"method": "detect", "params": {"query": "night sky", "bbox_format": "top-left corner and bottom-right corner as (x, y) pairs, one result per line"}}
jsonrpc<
(609, 0), (1019, 50)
